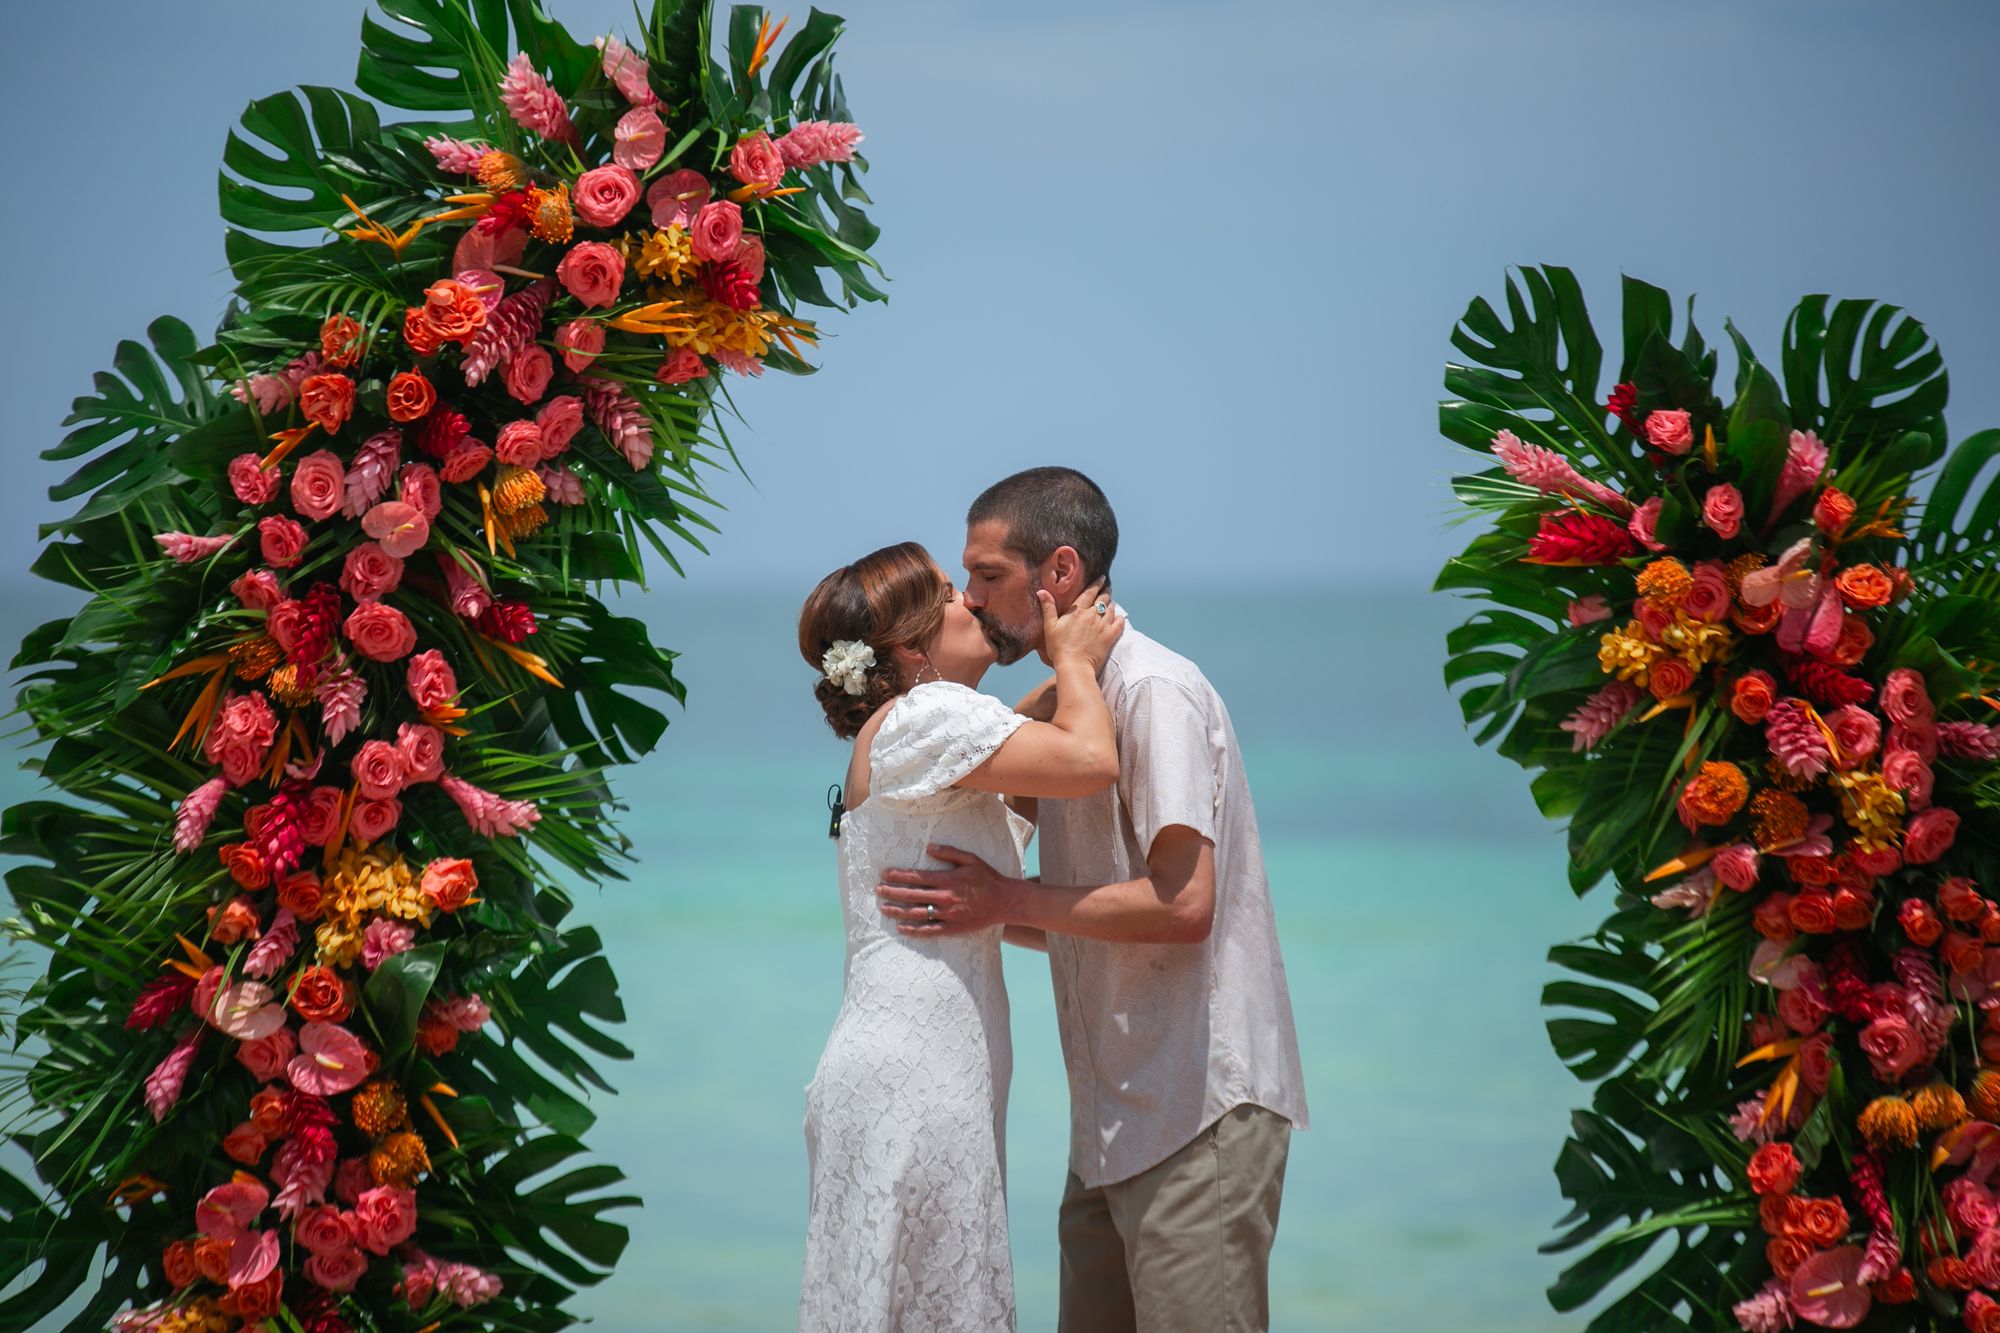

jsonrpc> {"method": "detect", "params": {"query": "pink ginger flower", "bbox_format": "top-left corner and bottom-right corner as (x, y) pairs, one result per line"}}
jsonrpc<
(579, 375), (655, 469)
(1769, 430), (1829, 523)
(1558, 680), (1643, 753)
(437, 993), (491, 1033)
(598, 35), (659, 106)
(711, 346), (764, 378)
(1764, 698), (1832, 780)
(1731, 1277), (1795, 1332)
(441, 773), (540, 838)
(1566, 595), (1612, 626)
(778, 120), (863, 169)
(498, 52), (576, 144)
(1941, 720), (2000, 761)
(463, 278), (556, 386)
(1649, 863), (1716, 916)
(343, 429), (402, 518)
(538, 465), (586, 505)
(317, 654), (366, 748)
(144, 1028), (204, 1123)
(244, 908), (299, 980)
(362, 918), (417, 970)
(441, 556), (493, 619)
(174, 777), (228, 853)
(272, 1151), (336, 1221)
(154, 531), (238, 563)
(437, 1260), (504, 1307)
(1489, 429), (1632, 514)
(424, 135), (489, 173)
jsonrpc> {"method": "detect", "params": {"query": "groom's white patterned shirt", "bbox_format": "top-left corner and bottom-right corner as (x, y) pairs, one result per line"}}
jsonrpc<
(1038, 619), (1308, 1188)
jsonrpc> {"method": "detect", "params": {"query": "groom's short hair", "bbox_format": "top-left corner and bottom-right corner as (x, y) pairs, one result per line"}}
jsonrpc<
(967, 467), (1118, 586)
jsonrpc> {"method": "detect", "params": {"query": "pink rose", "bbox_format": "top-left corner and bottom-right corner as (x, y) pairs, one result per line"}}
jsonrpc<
(361, 500), (429, 559)
(1645, 409), (1695, 455)
(646, 169), (710, 230)
(301, 786), (343, 846)
(1904, 807), (1960, 865)
(1948, 1179), (2000, 1237)
(1882, 748), (1934, 810)
(1714, 844), (1762, 892)
(304, 1245), (367, 1293)
(351, 739), (406, 800)
(536, 395), (583, 453)
(503, 344), (555, 405)
(396, 722), (446, 784)
(1628, 496), (1666, 552)
(1636, 598), (1673, 641)
(554, 320), (604, 372)
(206, 693), (279, 787)
(555, 241), (624, 308)
(406, 650), (458, 711)
(1887, 719), (1939, 763)
(343, 602), (417, 663)
(289, 450), (347, 522)
(235, 1028), (297, 1083)
(1859, 1013), (1925, 1079)
(495, 420), (545, 467)
(1777, 981), (1829, 1035)
(573, 164), (642, 228)
(1879, 668), (1934, 725)
(398, 463), (442, 521)
(230, 453), (281, 506)
(734, 234), (766, 284)
(294, 1205), (355, 1258)
(352, 1186), (418, 1257)
(233, 569), (282, 611)
(340, 543), (404, 603)
(1701, 483), (1743, 540)
(729, 131), (786, 187)
(657, 346), (707, 385)
(1826, 705), (1881, 767)
(1798, 1032), (1834, 1096)
(348, 796), (402, 844)
(613, 106), (666, 171)
(689, 200), (743, 263)
(362, 918), (416, 970)
(1683, 562), (1732, 623)
(258, 515), (307, 568)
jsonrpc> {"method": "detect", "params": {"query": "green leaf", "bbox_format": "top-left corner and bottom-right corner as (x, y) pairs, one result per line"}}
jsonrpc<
(364, 942), (447, 1059)
(1782, 295), (1949, 463)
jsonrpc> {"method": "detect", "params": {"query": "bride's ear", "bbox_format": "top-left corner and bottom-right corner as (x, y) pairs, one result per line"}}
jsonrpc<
(888, 643), (925, 683)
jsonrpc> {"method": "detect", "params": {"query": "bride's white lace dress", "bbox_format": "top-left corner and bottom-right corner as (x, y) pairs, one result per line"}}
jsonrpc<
(799, 682), (1029, 1332)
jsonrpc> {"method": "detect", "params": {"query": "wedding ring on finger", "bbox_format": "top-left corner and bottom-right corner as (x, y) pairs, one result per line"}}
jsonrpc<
(926, 903), (939, 923)
(1094, 601), (1109, 616)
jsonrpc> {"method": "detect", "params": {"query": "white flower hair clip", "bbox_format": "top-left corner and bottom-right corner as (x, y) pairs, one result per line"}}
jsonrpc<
(821, 639), (876, 696)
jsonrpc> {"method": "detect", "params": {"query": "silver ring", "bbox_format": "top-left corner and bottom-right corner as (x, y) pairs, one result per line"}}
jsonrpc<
(1094, 601), (1109, 616)
(926, 904), (939, 923)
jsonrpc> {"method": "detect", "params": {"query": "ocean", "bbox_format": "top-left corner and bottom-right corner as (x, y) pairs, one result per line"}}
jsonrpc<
(2, 583), (1608, 1331)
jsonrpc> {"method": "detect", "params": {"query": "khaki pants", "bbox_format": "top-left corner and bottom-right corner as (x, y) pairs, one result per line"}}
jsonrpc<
(1057, 1104), (1291, 1333)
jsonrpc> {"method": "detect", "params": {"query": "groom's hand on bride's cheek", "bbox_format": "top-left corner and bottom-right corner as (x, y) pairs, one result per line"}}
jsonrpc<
(876, 845), (1009, 935)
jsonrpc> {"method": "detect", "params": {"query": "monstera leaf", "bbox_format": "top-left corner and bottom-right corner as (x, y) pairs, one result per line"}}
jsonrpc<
(358, 0), (596, 123)
(1782, 296), (1949, 465)
(1909, 427), (2000, 598)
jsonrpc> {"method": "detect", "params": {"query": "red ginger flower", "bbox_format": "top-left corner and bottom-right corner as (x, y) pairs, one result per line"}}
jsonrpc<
(416, 408), (471, 462)
(1605, 381), (1643, 434)
(702, 259), (762, 311)
(249, 784), (308, 880)
(475, 600), (537, 644)
(125, 974), (196, 1030)
(1526, 509), (1638, 565)
(1778, 652), (1876, 709)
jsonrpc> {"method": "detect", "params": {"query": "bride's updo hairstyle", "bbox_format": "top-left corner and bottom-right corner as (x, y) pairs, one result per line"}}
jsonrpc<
(798, 542), (951, 740)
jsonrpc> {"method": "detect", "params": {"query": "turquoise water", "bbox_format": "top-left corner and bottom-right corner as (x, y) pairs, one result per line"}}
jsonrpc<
(2, 585), (1606, 1330)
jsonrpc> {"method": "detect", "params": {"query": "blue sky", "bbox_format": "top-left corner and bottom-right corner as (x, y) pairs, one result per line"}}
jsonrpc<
(2, 0), (1996, 595)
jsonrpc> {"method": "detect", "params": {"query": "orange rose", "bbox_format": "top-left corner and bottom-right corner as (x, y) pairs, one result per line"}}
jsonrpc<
(1649, 657), (1696, 701)
(1798, 1196), (1851, 1247)
(208, 895), (262, 944)
(298, 372), (356, 434)
(403, 305), (444, 357)
(1828, 614), (1874, 667)
(1834, 563), (1894, 610)
(1814, 487), (1858, 536)
(276, 871), (325, 922)
(220, 842), (269, 891)
(162, 1239), (199, 1289)
(1789, 891), (1838, 934)
(1873, 1268), (1918, 1304)
(1732, 600), (1783, 635)
(1942, 877), (1988, 922)
(222, 1269), (284, 1320)
(422, 280), (486, 344)
(1944, 931), (1986, 976)
(421, 857), (478, 912)
(291, 964), (353, 1023)
(1831, 888), (1875, 932)
(1730, 670), (1777, 724)
(386, 370), (437, 423)
(1758, 1194), (1792, 1235)
(223, 1121), (267, 1165)
(1927, 1255), (1974, 1292)
(1766, 1234), (1813, 1279)
(250, 1087), (288, 1137)
(1899, 898), (1943, 947)
(320, 313), (364, 368)
(1753, 893), (1797, 942)
(1787, 855), (1836, 889)
(193, 1236), (231, 1284)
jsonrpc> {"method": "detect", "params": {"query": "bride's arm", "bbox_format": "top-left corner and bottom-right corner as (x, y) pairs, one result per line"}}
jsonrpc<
(956, 586), (1123, 800)
(1003, 676), (1060, 824)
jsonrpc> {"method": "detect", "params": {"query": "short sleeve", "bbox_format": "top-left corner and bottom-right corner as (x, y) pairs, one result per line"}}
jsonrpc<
(869, 682), (1030, 802)
(1120, 677), (1219, 856)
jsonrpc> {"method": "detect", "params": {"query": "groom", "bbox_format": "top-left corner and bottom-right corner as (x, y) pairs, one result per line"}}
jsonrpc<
(876, 466), (1308, 1332)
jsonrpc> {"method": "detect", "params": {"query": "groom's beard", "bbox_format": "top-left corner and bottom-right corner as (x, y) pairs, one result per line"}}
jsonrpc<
(974, 610), (1033, 666)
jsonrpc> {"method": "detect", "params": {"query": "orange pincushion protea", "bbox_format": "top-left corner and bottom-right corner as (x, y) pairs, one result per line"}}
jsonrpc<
(351, 1080), (408, 1138)
(228, 635), (282, 681)
(475, 150), (526, 192)
(370, 1129), (432, 1188)
(1635, 558), (1693, 606)
(500, 503), (550, 541)
(1678, 762), (1750, 827)
(492, 464), (545, 516)
(1972, 1072), (2000, 1123)
(1911, 1084), (1968, 1132)
(527, 184), (573, 243)
(1751, 790), (1812, 847)
(266, 663), (315, 708)
(1857, 1096), (1919, 1150)
(1726, 551), (1768, 594)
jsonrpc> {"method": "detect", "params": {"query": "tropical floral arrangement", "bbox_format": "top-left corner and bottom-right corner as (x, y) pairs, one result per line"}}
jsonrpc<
(1438, 266), (2000, 1331)
(0, 3), (881, 1330)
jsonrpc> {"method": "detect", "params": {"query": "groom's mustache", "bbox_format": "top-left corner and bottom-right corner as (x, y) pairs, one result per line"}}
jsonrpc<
(972, 608), (1031, 665)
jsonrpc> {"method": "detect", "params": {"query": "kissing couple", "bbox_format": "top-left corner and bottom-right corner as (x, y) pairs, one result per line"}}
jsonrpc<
(794, 467), (1308, 1332)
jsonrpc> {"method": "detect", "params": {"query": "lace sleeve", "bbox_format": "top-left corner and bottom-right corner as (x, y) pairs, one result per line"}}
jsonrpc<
(869, 682), (1029, 803)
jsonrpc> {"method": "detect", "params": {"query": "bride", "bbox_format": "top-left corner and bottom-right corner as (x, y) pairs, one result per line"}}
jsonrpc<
(794, 541), (1124, 1332)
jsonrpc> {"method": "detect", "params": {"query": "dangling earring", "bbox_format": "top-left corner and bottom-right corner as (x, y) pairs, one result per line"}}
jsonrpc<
(913, 654), (938, 687)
